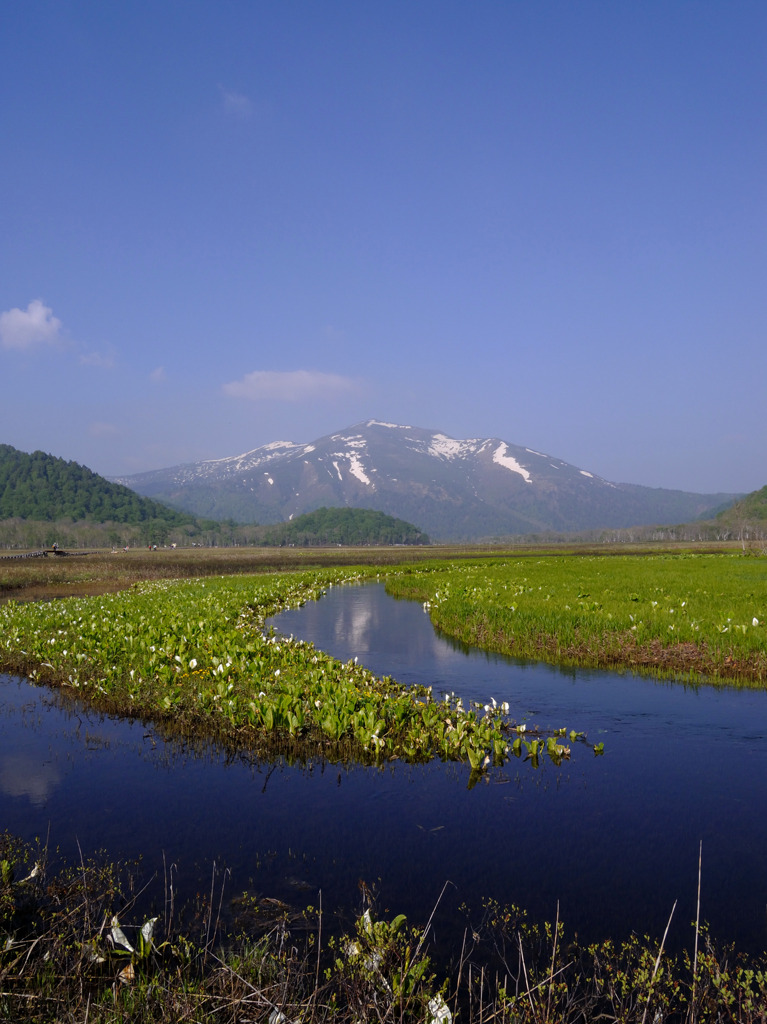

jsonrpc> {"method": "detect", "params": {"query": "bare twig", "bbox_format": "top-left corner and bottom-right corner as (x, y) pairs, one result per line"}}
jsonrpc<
(414, 879), (454, 961)
(691, 840), (703, 1023)
(518, 934), (537, 1023)
(547, 900), (560, 1020)
(641, 899), (677, 1024)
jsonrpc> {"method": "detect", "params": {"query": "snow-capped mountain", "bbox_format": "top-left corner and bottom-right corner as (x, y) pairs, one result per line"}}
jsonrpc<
(113, 420), (736, 540)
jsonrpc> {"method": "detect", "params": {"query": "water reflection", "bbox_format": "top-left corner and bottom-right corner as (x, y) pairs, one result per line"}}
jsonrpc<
(0, 753), (62, 806)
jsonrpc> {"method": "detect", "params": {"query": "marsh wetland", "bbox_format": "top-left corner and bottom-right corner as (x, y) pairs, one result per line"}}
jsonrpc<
(1, 546), (767, 1020)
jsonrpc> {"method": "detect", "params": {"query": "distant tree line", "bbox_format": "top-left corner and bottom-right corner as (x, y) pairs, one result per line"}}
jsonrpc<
(0, 517), (251, 550)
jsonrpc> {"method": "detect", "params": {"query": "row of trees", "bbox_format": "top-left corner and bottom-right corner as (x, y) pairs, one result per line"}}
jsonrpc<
(0, 509), (431, 551)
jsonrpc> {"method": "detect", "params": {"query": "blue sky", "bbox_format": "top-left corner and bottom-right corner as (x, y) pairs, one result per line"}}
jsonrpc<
(1, 1), (764, 494)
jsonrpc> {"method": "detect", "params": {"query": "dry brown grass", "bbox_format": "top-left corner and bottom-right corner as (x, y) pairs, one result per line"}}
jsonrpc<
(0, 545), (437, 604)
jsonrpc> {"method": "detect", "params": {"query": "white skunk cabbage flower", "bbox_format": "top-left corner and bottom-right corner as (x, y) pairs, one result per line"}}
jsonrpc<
(428, 993), (453, 1024)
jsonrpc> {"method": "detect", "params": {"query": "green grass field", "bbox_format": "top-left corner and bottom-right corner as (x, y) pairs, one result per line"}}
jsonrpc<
(386, 551), (767, 685)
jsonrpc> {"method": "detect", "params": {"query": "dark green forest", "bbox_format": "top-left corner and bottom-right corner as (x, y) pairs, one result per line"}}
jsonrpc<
(0, 444), (192, 526)
(258, 507), (429, 546)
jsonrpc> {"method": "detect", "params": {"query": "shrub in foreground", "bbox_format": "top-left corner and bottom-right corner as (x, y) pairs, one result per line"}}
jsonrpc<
(3, 832), (767, 1023)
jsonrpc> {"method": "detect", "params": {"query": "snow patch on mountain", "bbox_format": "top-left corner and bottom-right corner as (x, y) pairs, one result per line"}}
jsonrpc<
(348, 454), (371, 485)
(429, 433), (476, 459)
(493, 443), (532, 483)
(332, 434), (366, 447)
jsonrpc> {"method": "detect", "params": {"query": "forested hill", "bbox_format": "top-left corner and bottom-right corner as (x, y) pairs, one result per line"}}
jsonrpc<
(0, 444), (191, 525)
(259, 507), (430, 546)
(716, 485), (767, 525)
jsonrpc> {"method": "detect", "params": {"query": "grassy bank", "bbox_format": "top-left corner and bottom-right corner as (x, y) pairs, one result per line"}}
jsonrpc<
(3, 830), (767, 1023)
(386, 552), (767, 687)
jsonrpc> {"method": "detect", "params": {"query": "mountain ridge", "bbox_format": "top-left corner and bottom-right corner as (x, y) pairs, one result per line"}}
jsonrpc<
(112, 420), (738, 541)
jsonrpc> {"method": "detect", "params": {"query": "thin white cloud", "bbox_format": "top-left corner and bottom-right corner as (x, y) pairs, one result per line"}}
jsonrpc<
(223, 369), (359, 402)
(323, 324), (346, 342)
(88, 421), (119, 437)
(219, 85), (253, 119)
(149, 366), (166, 384)
(80, 348), (115, 369)
(0, 299), (62, 350)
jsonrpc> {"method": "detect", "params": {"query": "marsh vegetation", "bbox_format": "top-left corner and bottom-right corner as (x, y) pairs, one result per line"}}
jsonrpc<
(0, 566), (595, 775)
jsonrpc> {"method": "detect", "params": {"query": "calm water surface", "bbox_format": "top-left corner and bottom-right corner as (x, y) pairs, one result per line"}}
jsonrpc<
(1, 581), (766, 954)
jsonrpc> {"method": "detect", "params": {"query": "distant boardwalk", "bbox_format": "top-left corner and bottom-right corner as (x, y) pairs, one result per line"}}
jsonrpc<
(0, 550), (48, 561)
(0, 548), (94, 561)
